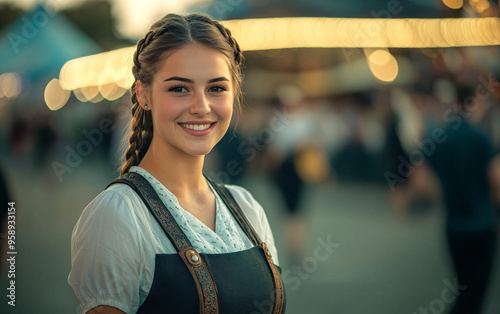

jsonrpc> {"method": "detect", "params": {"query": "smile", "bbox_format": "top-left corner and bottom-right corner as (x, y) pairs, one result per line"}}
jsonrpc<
(178, 122), (217, 136)
(180, 123), (212, 131)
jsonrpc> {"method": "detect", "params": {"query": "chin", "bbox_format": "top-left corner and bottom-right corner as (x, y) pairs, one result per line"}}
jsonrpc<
(189, 151), (211, 157)
(184, 146), (214, 157)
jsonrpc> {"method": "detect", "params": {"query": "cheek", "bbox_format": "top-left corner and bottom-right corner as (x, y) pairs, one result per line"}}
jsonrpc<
(153, 98), (184, 119)
(221, 93), (235, 119)
(210, 94), (233, 119)
(219, 101), (233, 122)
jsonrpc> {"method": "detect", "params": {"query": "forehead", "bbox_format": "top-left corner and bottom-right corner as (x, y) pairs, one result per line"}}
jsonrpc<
(155, 43), (232, 81)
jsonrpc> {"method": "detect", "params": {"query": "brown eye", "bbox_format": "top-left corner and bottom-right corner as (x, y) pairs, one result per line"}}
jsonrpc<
(208, 85), (226, 93)
(169, 85), (188, 93)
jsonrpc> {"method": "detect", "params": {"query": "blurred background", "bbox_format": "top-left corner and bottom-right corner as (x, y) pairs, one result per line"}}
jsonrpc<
(1, 0), (500, 313)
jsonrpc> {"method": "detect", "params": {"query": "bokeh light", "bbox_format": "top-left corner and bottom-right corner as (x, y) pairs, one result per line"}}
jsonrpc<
(99, 83), (126, 101)
(365, 48), (399, 83)
(81, 86), (99, 102)
(442, 0), (464, 9)
(44, 78), (70, 111)
(0, 72), (22, 99)
(58, 17), (500, 92)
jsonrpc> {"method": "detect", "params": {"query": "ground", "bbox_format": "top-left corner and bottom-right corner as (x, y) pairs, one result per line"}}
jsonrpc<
(0, 159), (499, 314)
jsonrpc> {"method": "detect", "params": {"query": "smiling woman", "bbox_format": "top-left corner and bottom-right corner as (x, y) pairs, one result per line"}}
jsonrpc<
(68, 13), (285, 314)
(135, 43), (234, 158)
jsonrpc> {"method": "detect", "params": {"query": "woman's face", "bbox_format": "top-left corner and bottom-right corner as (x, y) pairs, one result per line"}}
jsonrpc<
(140, 43), (234, 157)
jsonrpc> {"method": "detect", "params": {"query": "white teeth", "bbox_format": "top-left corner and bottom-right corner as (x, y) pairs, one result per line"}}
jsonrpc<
(181, 123), (211, 131)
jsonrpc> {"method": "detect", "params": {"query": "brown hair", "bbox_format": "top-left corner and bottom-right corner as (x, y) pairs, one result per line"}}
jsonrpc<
(120, 13), (244, 175)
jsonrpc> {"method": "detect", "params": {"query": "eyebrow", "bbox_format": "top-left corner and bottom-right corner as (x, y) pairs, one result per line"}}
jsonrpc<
(163, 76), (230, 83)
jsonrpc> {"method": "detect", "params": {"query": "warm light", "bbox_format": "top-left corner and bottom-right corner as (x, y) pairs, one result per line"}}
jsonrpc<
(59, 17), (500, 91)
(99, 83), (127, 101)
(116, 74), (133, 89)
(469, 0), (493, 14)
(442, 0), (463, 9)
(44, 78), (70, 110)
(60, 46), (134, 91)
(222, 17), (500, 50)
(367, 49), (392, 65)
(0, 73), (22, 98)
(366, 49), (399, 83)
(81, 86), (99, 102)
(386, 19), (413, 47)
(89, 92), (104, 103)
(73, 88), (89, 102)
(475, 0), (491, 13)
(295, 148), (330, 184)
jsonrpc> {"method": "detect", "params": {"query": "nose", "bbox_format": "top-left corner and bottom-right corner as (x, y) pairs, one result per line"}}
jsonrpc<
(189, 92), (211, 116)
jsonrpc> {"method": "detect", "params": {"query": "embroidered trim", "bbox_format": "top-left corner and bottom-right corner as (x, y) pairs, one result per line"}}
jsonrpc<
(193, 265), (218, 313)
(205, 177), (285, 314)
(260, 243), (284, 314)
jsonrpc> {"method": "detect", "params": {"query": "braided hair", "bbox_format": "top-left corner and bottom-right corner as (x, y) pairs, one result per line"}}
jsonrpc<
(120, 13), (244, 175)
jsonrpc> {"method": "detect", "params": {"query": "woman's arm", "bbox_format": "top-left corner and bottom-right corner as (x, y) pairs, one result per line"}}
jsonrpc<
(87, 306), (126, 314)
(69, 189), (143, 314)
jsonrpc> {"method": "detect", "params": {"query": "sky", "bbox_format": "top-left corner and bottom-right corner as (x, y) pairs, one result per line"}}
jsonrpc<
(0, 0), (208, 39)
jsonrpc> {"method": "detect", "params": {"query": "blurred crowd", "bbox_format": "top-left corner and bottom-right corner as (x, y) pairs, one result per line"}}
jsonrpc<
(1, 47), (499, 212)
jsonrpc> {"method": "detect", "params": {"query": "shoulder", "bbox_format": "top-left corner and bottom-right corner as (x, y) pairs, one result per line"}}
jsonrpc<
(225, 184), (259, 207)
(223, 184), (280, 265)
(69, 184), (147, 314)
(76, 184), (142, 226)
(71, 183), (149, 251)
(224, 184), (265, 224)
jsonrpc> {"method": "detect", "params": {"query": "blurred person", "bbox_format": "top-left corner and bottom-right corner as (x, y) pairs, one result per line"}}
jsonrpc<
(425, 84), (500, 314)
(266, 88), (329, 263)
(315, 103), (349, 178)
(8, 113), (30, 161)
(384, 88), (441, 216)
(68, 13), (285, 314)
(209, 120), (246, 185)
(383, 106), (413, 213)
(332, 94), (381, 182)
(33, 110), (58, 170)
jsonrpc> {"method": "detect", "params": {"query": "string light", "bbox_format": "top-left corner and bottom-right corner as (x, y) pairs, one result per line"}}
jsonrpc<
(44, 78), (70, 110)
(0, 73), (22, 99)
(364, 48), (399, 83)
(99, 83), (126, 101)
(470, 0), (491, 13)
(58, 17), (500, 92)
(81, 86), (99, 102)
(442, 0), (464, 9)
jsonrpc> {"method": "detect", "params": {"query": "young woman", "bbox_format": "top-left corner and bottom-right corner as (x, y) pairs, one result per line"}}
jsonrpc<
(69, 13), (285, 314)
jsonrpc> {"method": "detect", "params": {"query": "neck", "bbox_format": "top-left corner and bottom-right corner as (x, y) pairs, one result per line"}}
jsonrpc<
(138, 140), (208, 198)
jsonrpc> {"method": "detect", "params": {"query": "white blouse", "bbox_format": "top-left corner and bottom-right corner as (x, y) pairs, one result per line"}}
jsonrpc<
(68, 166), (279, 314)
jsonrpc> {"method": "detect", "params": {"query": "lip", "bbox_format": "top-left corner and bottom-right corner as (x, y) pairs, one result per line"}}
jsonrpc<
(178, 121), (216, 136)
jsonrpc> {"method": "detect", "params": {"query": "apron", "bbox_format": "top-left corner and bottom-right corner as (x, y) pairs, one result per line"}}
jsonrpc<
(107, 172), (286, 314)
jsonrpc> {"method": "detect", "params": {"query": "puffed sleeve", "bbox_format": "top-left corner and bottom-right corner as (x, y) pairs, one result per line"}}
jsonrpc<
(68, 189), (143, 314)
(226, 185), (280, 266)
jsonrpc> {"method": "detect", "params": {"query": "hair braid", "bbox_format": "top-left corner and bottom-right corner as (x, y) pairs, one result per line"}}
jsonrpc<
(188, 14), (244, 66)
(211, 21), (244, 67)
(120, 71), (153, 175)
(137, 31), (156, 59)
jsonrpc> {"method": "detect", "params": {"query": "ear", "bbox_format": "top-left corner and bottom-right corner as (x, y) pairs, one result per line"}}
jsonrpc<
(135, 81), (151, 110)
